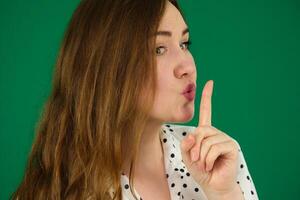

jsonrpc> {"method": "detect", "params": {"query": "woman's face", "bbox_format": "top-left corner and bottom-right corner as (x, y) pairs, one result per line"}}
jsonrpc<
(149, 1), (197, 123)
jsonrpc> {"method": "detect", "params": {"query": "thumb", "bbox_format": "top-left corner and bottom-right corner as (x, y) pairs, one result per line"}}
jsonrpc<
(180, 134), (196, 164)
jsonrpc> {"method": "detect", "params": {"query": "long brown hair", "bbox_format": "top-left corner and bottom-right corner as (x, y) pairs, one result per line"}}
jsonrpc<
(12, 0), (184, 199)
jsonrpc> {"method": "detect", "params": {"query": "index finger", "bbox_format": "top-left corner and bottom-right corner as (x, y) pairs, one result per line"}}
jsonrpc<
(198, 80), (214, 127)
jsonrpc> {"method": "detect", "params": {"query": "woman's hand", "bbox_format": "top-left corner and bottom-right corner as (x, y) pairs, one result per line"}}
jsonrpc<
(180, 80), (243, 199)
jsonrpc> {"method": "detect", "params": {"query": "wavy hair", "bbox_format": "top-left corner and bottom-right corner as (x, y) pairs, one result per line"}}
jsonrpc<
(12, 0), (184, 199)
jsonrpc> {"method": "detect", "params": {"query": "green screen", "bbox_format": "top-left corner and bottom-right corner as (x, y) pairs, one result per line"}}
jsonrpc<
(1, 0), (299, 199)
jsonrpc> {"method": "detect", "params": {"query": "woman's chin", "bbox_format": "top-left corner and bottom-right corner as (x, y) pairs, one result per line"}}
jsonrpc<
(181, 111), (194, 122)
(170, 105), (195, 123)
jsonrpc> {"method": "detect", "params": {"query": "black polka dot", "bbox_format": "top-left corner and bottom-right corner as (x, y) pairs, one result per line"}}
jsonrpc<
(180, 168), (184, 172)
(181, 176), (184, 179)
(174, 168), (179, 171)
(240, 164), (244, 168)
(251, 190), (254, 195)
(163, 130), (166, 133)
(163, 138), (167, 143)
(183, 183), (187, 188)
(169, 128), (174, 132)
(247, 175), (250, 180)
(194, 187), (199, 192)
(124, 184), (129, 189)
(170, 153), (175, 158)
(186, 172), (190, 176)
(171, 183), (175, 187)
(166, 173), (169, 178)
(182, 131), (187, 136)
(177, 192), (181, 196)
(237, 181), (240, 184)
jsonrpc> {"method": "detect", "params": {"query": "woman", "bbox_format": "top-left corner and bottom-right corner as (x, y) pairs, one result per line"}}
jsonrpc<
(12, 0), (259, 199)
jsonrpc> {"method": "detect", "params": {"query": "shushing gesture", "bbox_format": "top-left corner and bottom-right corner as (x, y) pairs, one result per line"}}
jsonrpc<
(180, 80), (244, 199)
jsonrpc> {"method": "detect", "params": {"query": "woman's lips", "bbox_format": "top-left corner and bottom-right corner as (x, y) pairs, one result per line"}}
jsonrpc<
(183, 90), (195, 101)
(182, 83), (196, 101)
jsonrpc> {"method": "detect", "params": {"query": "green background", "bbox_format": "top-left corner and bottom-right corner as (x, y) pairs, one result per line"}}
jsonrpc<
(1, 0), (299, 199)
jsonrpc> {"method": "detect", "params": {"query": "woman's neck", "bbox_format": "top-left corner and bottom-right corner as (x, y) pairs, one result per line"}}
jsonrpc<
(123, 120), (165, 176)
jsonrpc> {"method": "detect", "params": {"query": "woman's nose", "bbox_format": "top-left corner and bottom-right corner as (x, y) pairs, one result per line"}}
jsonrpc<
(174, 54), (196, 79)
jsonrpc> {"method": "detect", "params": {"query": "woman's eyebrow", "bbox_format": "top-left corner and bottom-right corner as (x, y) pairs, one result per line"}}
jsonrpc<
(154, 27), (189, 37)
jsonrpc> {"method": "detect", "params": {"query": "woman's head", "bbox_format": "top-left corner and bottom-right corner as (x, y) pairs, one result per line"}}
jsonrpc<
(148, 0), (196, 124)
(12, 0), (192, 199)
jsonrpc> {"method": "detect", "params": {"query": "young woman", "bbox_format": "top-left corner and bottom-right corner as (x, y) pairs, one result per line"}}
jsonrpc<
(12, 0), (259, 199)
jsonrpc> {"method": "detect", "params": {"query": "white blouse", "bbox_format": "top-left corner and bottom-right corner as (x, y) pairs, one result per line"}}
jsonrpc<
(119, 124), (259, 200)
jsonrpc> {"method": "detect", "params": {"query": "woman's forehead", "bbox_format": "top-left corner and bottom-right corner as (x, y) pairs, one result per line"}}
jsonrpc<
(157, 1), (188, 36)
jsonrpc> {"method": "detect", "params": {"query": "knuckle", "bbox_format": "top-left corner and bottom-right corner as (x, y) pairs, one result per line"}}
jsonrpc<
(201, 138), (210, 148)
(232, 140), (240, 152)
(196, 126), (210, 137)
(229, 137), (238, 147)
(209, 144), (219, 155)
(205, 151), (213, 163)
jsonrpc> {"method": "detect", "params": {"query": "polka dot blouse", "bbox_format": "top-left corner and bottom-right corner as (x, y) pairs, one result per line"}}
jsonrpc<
(119, 124), (259, 200)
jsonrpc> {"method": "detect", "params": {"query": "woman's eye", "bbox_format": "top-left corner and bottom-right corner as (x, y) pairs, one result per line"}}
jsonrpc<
(155, 46), (166, 56)
(181, 40), (192, 50)
(155, 40), (192, 56)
